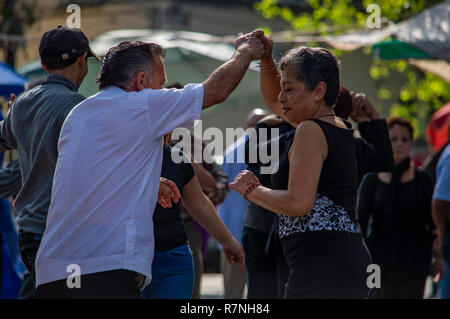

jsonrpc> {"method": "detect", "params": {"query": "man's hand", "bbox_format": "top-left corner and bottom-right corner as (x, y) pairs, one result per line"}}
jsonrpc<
(158, 177), (181, 208)
(235, 29), (265, 61)
(350, 92), (379, 124)
(259, 34), (274, 65)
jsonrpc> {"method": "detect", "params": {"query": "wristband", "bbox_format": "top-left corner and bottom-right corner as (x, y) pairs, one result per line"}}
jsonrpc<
(257, 61), (277, 72)
(243, 182), (261, 200)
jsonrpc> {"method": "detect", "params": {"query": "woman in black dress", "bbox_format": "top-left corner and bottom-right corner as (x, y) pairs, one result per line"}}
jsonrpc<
(231, 45), (372, 298)
(142, 139), (244, 299)
(357, 117), (434, 298)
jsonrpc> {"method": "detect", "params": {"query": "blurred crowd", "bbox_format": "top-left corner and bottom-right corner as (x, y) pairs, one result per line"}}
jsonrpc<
(0, 25), (449, 300)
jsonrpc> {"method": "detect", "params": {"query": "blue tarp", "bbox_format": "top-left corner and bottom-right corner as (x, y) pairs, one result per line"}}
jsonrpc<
(0, 111), (26, 298)
(0, 62), (27, 99)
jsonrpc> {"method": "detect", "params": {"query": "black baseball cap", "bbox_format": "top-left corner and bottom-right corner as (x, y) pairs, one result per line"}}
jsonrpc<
(39, 25), (101, 63)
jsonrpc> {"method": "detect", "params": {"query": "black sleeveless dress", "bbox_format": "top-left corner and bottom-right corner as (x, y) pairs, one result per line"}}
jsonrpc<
(271, 118), (372, 299)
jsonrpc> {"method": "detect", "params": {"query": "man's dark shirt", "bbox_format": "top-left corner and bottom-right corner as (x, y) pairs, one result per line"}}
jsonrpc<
(0, 75), (85, 235)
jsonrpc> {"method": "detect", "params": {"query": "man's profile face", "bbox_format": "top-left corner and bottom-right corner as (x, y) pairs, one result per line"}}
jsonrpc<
(146, 55), (167, 90)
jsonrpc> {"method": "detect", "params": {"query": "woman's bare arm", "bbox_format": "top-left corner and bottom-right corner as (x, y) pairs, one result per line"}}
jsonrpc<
(259, 35), (284, 119)
(232, 121), (327, 216)
(181, 174), (244, 264)
(192, 163), (217, 192)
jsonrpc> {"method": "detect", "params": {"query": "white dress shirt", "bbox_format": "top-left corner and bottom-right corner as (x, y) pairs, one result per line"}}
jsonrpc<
(35, 84), (203, 288)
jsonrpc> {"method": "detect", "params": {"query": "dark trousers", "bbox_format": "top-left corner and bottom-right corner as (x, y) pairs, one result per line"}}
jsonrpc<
(18, 231), (42, 299)
(35, 269), (142, 299)
(242, 226), (288, 299)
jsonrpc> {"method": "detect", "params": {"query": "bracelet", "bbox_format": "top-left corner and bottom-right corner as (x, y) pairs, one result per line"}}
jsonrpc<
(257, 62), (277, 72)
(243, 182), (261, 200)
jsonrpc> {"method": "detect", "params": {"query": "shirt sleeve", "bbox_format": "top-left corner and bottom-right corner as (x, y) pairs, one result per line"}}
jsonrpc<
(146, 84), (203, 137)
(0, 108), (17, 151)
(0, 159), (22, 198)
(355, 119), (394, 184)
(433, 153), (450, 202)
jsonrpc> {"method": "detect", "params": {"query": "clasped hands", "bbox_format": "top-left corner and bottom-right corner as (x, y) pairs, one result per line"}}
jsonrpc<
(234, 29), (273, 62)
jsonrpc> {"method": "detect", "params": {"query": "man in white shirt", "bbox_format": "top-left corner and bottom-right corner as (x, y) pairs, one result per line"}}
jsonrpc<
(34, 30), (265, 298)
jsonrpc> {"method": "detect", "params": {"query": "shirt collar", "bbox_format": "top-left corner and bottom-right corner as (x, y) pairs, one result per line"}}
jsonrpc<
(102, 85), (124, 92)
(43, 74), (78, 92)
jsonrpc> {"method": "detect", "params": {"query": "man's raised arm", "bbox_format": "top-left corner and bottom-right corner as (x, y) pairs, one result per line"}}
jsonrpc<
(202, 30), (265, 109)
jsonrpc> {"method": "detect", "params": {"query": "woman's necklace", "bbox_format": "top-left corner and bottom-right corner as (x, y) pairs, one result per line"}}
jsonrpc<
(314, 113), (335, 119)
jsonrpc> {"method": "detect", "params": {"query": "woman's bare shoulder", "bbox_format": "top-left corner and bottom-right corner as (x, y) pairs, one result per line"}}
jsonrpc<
(290, 120), (328, 159)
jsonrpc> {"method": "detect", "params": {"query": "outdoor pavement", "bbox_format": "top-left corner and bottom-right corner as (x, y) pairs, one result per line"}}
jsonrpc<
(200, 273), (248, 299)
(199, 273), (438, 299)
(200, 273), (224, 299)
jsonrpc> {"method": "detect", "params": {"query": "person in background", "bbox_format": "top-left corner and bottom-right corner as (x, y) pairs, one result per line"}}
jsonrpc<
(166, 82), (231, 299)
(242, 114), (294, 299)
(357, 117), (434, 298)
(0, 100), (25, 299)
(424, 125), (450, 186)
(179, 136), (230, 299)
(218, 107), (268, 299)
(142, 136), (244, 299)
(422, 123), (449, 298)
(431, 142), (450, 299)
(334, 86), (394, 184)
(0, 26), (100, 294)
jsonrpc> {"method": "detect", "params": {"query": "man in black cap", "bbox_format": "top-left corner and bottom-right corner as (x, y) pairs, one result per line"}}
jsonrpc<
(0, 25), (100, 294)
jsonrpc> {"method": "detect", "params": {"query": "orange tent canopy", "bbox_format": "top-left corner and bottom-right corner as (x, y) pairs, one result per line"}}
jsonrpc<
(427, 101), (450, 151)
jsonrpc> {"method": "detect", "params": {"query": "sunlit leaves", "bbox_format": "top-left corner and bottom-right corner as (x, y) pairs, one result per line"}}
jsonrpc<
(253, 0), (449, 138)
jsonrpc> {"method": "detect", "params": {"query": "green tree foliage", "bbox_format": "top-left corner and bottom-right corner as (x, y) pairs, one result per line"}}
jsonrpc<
(254, 0), (450, 138)
(0, 0), (38, 67)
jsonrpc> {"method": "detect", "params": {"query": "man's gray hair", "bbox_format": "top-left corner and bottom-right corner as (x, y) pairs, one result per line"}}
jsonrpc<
(96, 41), (165, 90)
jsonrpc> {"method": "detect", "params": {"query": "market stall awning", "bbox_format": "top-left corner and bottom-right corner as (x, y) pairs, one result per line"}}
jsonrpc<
(407, 59), (450, 84)
(268, 1), (450, 82)
(391, 0), (450, 62)
(372, 39), (433, 60)
(0, 62), (27, 99)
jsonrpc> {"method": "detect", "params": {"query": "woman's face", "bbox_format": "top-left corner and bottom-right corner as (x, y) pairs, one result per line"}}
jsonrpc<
(278, 63), (317, 126)
(389, 124), (413, 164)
